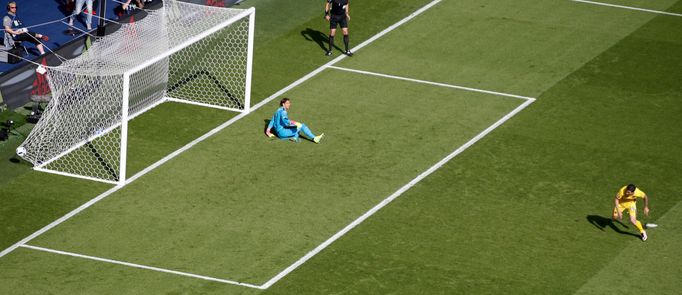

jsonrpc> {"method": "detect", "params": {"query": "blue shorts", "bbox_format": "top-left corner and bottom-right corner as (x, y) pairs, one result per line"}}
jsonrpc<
(275, 126), (298, 138)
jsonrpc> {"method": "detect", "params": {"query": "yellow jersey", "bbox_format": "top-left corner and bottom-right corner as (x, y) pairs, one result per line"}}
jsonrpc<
(616, 186), (646, 203)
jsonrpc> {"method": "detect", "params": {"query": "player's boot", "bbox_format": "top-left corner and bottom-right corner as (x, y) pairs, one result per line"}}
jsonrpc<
(289, 136), (300, 143)
(325, 50), (332, 56)
(314, 133), (325, 144)
(641, 231), (648, 241)
(345, 50), (353, 56)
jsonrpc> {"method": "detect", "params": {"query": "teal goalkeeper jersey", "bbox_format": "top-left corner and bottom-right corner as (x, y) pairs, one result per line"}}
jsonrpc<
(268, 107), (291, 131)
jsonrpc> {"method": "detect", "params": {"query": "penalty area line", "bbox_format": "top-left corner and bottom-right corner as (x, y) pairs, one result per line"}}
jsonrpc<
(0, 0), (445, 288)
(328, 66), (535, 101)
(571, 0), (682, 17)
(260, 96), (536, 289)
(19, 244), (264, 289)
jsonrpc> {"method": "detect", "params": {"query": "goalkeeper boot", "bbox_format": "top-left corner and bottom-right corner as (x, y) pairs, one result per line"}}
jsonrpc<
(641, 231), (648, 241)
(289, 136), (300, 143)
(314, 133), (325, 144)
(325, 50), (332, 56)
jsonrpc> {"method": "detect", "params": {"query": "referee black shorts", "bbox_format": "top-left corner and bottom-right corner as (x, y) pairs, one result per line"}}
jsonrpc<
(329, 14), (348, 29)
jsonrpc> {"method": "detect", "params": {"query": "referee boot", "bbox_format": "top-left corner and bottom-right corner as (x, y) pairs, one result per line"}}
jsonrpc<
(325, 50), (332, 56)
(345, 50), (353, 56)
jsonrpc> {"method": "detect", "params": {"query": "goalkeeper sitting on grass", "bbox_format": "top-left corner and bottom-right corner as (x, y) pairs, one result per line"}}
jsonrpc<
(265, 98), (324, 143)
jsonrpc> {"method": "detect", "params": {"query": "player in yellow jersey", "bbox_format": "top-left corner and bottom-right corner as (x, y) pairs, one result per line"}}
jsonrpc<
(613, 184), (650, 241)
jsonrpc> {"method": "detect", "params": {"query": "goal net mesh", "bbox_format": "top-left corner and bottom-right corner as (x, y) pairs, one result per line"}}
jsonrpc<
(18, 0), (252, 183)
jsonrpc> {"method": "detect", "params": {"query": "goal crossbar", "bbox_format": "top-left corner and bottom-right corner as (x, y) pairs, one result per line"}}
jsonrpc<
(126, 7), (254, 78)
(18, 1), (255, 185)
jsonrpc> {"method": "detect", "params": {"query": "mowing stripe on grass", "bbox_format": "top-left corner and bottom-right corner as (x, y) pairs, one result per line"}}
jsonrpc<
(0, 184), (122, 259)
(19, 244), (264, 289)
(260, 96), (536, 289)
(0, 0), (444, 286)
(571, 0), (682, 17)
(328, 66), (534, 101)
(251, 0), (443, 111)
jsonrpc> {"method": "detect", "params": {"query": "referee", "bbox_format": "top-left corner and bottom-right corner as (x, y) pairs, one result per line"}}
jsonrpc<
(324, 0), (352, 56)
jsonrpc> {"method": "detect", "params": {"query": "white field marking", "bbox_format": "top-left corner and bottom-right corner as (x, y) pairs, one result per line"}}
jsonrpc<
(33, 97), (167, 173)
(251, 0), (444, 112)
(0, 184), (123, 259)
(0, 0), (444, 286)
(572, 0), (682, 17)
(33, 167), (119, 185)
(328, 66), (534, 101)
(164, 97), (245, 113)
(19, 244), (264, 289)
(260, 97), (536, 289)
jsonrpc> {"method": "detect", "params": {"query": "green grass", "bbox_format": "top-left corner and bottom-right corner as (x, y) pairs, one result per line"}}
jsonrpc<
(0, 109), (31, 185)
(1, 0), (681, 294)
(265, 1), (682, 294)
(12, 70), (521, 283)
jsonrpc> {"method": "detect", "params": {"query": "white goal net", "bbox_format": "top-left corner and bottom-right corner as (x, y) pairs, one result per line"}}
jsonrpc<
(17, 0), (255, 184)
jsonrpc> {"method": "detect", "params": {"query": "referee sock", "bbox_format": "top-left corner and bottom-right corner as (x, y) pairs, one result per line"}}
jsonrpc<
(328, 36), (334, 52)
(343, 35), (349, 52)
(635, 220), (644, 233)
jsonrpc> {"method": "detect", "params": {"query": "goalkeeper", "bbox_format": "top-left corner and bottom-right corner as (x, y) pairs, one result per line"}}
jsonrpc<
(265, 98), (325, 143)
(612, 184), (651, 241)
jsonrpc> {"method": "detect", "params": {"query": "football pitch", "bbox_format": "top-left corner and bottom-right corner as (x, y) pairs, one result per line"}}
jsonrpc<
(1, 0), (682, 293)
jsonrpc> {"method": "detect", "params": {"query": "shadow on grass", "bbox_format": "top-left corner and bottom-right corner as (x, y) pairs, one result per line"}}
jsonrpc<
(301, 28), (343, 53)
(586, 215), (640, 238)
(264, 119), (271, 132)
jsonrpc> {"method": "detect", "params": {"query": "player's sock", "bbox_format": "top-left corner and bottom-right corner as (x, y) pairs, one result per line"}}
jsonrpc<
(635, 220), (645, 233)
(299, 124), (315, 140)
(343, 35), (349, 52)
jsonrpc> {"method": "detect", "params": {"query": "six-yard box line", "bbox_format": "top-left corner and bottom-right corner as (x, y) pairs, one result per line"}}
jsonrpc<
(1, 0), (536, 290)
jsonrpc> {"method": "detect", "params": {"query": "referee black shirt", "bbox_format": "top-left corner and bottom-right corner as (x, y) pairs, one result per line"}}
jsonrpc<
(328, 0), (348, 16)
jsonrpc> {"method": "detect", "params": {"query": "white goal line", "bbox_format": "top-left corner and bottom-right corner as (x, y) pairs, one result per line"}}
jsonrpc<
(0, 0), (445, 287)
(571, 0), (682, 17)
(327, 66), (534, 101)
(2, 0), (540, 290)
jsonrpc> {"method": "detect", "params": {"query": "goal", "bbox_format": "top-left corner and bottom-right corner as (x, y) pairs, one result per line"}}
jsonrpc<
(17, 0), (255, 185)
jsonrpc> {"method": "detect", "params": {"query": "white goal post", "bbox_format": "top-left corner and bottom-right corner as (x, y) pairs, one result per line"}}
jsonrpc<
(17, 0), (255, 185)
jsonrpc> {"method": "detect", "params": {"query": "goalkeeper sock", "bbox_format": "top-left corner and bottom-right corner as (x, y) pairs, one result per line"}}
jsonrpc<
(343, 35), (349, 52)
(328, 36), (334, 52)
(298, 123), (315, 140)
(635, 220), (644, 233)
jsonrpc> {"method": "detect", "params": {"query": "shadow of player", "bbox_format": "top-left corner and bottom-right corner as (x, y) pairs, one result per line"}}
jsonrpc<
(301, 28), (342, 53)
(586, 214), (640, 238)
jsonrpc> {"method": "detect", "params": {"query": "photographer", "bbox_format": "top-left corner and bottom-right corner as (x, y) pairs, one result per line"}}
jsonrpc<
(3, 1), (49, 55)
